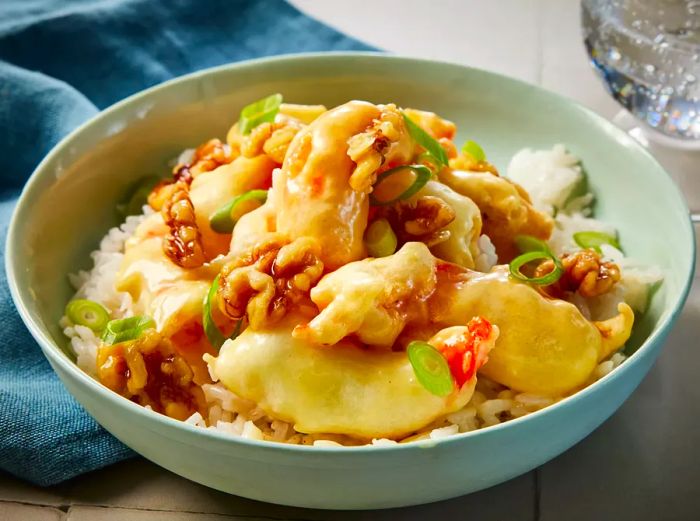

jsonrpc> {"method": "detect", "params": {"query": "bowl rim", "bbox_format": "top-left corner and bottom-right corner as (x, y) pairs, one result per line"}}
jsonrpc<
(5, 50), (696, 454)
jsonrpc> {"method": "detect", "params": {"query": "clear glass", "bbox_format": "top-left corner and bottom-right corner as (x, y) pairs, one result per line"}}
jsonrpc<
(581, 0), (700, 142)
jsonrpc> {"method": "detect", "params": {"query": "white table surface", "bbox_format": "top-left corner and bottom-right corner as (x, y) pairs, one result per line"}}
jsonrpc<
(3, 0), (699, 519)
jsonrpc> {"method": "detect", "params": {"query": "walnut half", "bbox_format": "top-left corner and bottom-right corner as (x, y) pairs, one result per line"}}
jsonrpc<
(382, 195), (456, 248)
(161, 182), (206, 269)
(536, 248), (621, 298)
(149, 139), (236, 212)
(218, 235), (324, 329)
(240, 118), (303, 164)
(96, 329), (206, 420)
(174, 138), (236, 182)
(347, 104), (407, 193)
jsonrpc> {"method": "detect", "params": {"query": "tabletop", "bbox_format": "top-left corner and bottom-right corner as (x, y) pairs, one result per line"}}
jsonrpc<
(2, 0), (699, 519)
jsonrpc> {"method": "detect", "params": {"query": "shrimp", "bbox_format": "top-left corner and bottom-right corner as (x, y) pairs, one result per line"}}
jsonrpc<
(229, 167), (284, 258)
(409, 180), (483, 268)
(292, 242), (437, 347)
(430, 264), (634, 396)
(189, 155), (276, 260)
(439, 169), (554, 261)
(208, 313), (498, 439)
(430, 317), (496, 388)
(276, 101), (414, 270)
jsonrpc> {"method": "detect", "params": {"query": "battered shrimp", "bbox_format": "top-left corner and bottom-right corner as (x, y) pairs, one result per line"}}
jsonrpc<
(189, 155), (275, 260)
(276, 101), (414, 270)
(412, 180), (483, 268)
(292, 242), (437, 347)
(229, 168), (283, 258)
(209, 314), (497, 439)
(431, 264), (634, 396)
(439, 169), (554, 261)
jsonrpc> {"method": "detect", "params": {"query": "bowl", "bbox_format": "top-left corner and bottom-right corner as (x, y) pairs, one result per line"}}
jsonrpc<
(5, 52), (695, 509)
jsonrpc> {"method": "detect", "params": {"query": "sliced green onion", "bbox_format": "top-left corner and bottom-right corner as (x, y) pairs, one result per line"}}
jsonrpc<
(364, 218), (397, 258)
(515, 234), (552, 255)
(573, 231), (621, 253)
(402, 112), (449, 167)
(509, 251), (564, 286)
(117, 176), (162, 217)
(369, 165), (432, 206)
(203, 275), (227, 350)
(203, 275), (243, 350)
(238, 93), (283, 135)
(462, 140), (486, 162)
(407, 341), (455, 397)
(210, 190), (268, 233)
(65, 299), (110, 332)
(102, 316), (155, 345)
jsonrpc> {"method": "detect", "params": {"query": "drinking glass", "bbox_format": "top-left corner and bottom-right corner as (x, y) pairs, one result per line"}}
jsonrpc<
(582, 0), (700, 218)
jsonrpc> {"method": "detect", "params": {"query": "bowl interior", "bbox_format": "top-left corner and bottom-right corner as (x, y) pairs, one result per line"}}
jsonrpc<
(8, 53), (694, 373)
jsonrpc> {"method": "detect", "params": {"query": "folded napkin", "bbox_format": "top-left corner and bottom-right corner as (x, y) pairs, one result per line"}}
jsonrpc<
(0, 0), (371, 486)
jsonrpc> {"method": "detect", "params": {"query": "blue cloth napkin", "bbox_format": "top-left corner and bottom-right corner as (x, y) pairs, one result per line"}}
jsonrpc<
(0, 0), (371, 486)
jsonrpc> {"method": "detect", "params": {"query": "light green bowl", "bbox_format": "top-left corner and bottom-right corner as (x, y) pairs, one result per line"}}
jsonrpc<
(5, 52), (695, 509)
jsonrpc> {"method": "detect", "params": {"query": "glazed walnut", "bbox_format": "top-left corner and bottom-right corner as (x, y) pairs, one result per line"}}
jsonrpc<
(347, 104), (410, 192)
(175, 138), (236, 181)
(240, 119), (303, 164)
(96, 329), (206, 421)
(382, 195), (456, 248)
(161, 182), (206, 269)
(536, 248), (621, 298)
(148, 180), (179, 212)
(148, 139), (236, 213)
(218, 235), (324, 329)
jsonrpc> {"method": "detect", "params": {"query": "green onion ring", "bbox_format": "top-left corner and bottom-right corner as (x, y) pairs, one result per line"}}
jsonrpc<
(401, 112), (449, 167)
(238, 93), (283, 135)
(369, 164), (432, 206)
(573, 231), (622, 253)
(102, 316), (155, 345)
(462, 139), (486, 162)
(509, 251), (564, 286)
(364, 218), (397, 258)
(65, 299), (110, 332)
(209, 189), (268, 234)
(407, 341), (455, 397)
(203, 275), (227, 350)
(202, 275), (243, 351)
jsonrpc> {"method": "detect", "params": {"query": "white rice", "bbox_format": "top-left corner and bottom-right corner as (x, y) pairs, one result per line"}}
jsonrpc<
(549, 212), (618, 257)
(61, 146), (659, 446)
(62, 207), (152, 375)
(474, 234), (498, 272)
(507, 144), (587, 215)
(549, 210), (663, 321)
(509, 145), (664, 321)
